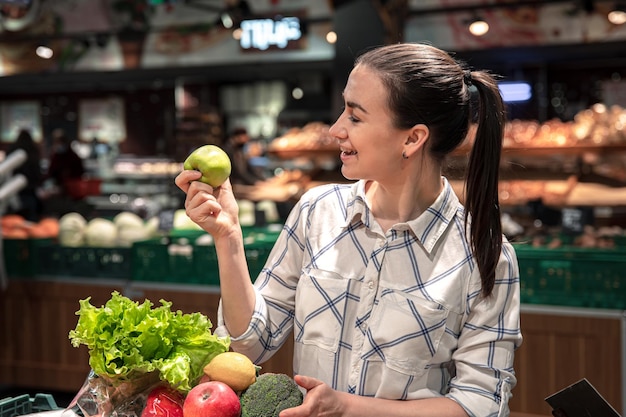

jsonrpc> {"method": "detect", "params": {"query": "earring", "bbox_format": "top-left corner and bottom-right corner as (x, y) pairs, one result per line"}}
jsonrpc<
(402, 151), (409, 160)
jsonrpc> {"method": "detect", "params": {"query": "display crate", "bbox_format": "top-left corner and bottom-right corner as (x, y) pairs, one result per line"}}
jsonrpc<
(35, 241), (133, 279)
(515, 244), (626, 309)
(132, 227), (280, 285)
(0, 393), (60, 417)
(2, 239), (52, 278)
(132, 236), (218, 285)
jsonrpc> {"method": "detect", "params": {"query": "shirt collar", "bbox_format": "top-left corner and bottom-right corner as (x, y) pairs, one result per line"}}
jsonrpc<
(342, 178), (461, 254)
(343, 180), (370, 229)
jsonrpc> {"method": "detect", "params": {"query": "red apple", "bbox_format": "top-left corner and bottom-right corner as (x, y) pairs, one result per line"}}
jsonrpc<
(183, 381), (240, 417)
(142, 385), (185, 417)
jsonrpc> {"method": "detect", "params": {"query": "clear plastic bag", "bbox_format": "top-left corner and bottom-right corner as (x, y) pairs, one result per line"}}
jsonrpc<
(68, 370), (164, 417)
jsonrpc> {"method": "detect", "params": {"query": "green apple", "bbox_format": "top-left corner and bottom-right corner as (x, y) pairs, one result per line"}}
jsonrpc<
(183, 144), (232, 187)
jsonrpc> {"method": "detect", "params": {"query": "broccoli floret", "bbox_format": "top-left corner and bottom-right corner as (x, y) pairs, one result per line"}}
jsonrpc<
(239, 373), (303, 417)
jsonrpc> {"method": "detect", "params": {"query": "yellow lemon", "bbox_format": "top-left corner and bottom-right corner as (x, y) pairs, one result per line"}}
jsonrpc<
(203, 351), (257, 392)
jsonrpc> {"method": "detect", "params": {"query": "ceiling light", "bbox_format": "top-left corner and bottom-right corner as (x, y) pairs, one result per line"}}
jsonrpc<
(468, 17), (489, 36)
(608, 4), (626, 25)
(291, 87), (303, 100)
(221, 12), (234, 29)
(499, 82), (532, 102)
(36, 44), (53, 59)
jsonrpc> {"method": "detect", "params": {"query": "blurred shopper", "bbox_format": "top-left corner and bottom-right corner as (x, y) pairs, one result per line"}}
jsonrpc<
(223, 127), (266, 185)
(6, 129), (43, 221)
(46, 129), (85, 199)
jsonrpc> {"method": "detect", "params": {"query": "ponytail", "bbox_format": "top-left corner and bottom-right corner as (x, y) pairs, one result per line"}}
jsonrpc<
(464, 71), (506, 297)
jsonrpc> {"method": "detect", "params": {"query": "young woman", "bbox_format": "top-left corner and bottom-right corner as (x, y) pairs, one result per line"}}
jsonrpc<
(175, 42), (522, 417)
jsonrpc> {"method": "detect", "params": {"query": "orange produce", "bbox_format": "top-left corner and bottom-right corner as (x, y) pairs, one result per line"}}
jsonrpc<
(3, 226), (29, 239)
(1, 214), (26, 229)
(36, 217), (60, 238)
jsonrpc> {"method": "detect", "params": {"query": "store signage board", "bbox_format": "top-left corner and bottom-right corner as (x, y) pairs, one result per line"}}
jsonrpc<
(545, 378), (621, 417)
(0, 101), (42, 143)
(239, 16), (304, 51)
(78, 97), (126, 143)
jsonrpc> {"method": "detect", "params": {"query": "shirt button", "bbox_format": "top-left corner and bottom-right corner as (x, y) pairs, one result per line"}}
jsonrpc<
(368, 281), (374, 290)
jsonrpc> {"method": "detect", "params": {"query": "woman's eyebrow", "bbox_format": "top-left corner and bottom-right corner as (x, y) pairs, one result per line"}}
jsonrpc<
(346, 100), (368, 114)
(341, 90), (369, 114)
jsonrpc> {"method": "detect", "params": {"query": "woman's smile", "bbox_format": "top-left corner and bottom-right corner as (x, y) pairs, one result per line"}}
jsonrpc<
(340, 147), (358, 161)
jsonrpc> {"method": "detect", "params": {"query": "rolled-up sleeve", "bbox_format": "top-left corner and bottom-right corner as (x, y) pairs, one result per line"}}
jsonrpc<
(447, 242), (523, 417)
(215, 285), (269, 357)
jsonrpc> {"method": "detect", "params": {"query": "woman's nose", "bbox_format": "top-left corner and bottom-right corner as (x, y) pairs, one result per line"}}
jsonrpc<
(328, 118), (345, 139)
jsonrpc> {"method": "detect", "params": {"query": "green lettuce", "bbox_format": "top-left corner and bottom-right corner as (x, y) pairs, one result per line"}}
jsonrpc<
(69, 291), (230, 392)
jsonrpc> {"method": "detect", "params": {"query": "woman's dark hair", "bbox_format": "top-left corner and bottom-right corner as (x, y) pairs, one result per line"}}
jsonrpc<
(355, 43), (506, 297)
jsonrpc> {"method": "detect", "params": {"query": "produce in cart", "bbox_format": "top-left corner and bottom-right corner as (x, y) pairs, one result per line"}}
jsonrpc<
(68, 291), (230, 417)
(67, 291), (303, 417)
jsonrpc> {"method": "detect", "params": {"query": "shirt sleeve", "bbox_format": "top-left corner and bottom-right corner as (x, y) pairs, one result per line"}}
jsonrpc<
(216, 196), (310, 364)
(447, 241), (523, 417)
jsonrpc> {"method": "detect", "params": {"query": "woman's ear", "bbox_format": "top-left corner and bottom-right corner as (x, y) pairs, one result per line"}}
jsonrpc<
(403, 124), (429, 158)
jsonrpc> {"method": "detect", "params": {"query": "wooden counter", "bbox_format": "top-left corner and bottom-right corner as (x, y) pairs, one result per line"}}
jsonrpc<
(0, 279), (623, 415)
(0, 279), (293, 394)
(510, 304), (624, 416)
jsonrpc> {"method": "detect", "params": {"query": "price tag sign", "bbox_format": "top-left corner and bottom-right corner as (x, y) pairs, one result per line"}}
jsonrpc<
(158, 209), (175, 232)
(561, 207), (593, 235)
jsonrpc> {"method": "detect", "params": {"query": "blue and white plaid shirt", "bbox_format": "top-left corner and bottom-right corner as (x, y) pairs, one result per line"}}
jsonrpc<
(217, 178), (522, 416)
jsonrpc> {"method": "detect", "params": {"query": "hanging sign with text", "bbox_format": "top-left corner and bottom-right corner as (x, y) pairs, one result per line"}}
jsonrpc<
(239, 13), (305, 52)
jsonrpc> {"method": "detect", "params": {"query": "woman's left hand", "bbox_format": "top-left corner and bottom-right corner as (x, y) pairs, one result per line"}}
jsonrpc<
(280, 375), (347, 417)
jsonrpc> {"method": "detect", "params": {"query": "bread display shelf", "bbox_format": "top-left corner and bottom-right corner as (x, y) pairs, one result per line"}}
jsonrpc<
(264, 143), (626, 207)
(267, 121), (340, 161)
(566, 182), (626, 206)
(233, 183), (302, 203)
(263, 104), (626, 210)
(451, 179), (574, 207)
(267, 148), (339, 160)
(453, 144), (626, 157)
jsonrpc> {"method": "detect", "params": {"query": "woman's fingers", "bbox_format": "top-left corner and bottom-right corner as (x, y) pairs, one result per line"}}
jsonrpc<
(183, 181), (218, 217)
(175, 171), (238, 231)
(174, 169), (202, 193)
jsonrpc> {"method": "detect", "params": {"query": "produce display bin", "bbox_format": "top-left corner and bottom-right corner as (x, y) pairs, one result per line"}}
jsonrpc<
(2, 238), (52, 278)
(132, 226), (281, 285)
(0, 393), (60, 417)
(35, 241), (133, 279)
(514, 244), (626, 309)
(132, 236), (217, 285)
(3, 225), (282, 283)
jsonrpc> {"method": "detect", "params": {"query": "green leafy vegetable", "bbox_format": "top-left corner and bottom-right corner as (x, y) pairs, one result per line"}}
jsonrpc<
(69, 291), (229, 392)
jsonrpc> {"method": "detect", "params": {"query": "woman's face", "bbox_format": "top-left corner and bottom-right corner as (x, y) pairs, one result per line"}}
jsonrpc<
(329, 64), (408, 183)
